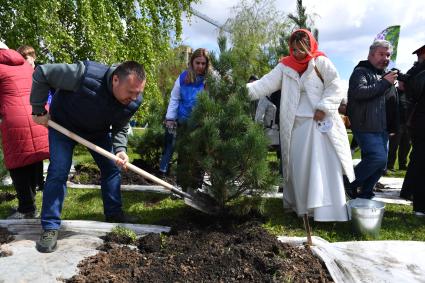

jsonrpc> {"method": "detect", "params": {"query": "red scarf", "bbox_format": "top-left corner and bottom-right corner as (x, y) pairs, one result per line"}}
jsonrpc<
(280, 29), (326, 73)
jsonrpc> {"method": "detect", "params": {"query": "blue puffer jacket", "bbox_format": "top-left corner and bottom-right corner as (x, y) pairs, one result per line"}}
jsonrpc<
(177, 70), (205, 121)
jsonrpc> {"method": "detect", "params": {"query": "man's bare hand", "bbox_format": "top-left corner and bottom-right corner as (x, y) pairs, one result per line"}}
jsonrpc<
(165, 120), (177, 128)
(313, 110), (326, 121)
(115, 151), (129, 169)
(32, 113), (50, 126)
(383, 71), (398, 84)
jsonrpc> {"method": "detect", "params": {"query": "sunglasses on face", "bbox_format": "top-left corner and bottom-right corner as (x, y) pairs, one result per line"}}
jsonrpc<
(292, 48), (307, 54)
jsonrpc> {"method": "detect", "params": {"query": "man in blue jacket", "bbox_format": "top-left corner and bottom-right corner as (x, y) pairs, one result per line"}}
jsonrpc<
(30, 60), (146, 253)
(346, 40), (398, 199)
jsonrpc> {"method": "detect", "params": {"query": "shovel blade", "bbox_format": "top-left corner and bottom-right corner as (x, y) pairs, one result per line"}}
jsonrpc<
(183, 196), (220, 215)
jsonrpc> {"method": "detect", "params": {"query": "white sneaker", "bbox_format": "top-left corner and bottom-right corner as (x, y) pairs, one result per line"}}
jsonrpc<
(414, 211), (425, 217)
(7, 211), (40, 219)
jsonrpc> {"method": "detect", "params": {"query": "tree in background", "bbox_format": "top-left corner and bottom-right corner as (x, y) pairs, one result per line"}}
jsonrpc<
(269, 0), (319, 66)
(225, 0), (287, 82)
(0, 0), (196, 124)
(176, 46), (276, 212)
(131, 46), (191, 173)
(156, 45), (192, 99)
(210, 33), (233, 77)
(0, 141), (6, 179)
(287, 0), (319, 40)
(223, 0), (318, 80)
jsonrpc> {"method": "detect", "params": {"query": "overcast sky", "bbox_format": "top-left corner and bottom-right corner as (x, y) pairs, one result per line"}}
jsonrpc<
(180, 0), (425, 83)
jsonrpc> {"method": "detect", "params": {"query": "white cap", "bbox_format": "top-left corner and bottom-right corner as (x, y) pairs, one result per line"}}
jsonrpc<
(0, 41), (9, 49)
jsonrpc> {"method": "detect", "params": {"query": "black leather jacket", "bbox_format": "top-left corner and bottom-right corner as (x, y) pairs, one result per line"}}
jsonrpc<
(347, 60), (396, 132)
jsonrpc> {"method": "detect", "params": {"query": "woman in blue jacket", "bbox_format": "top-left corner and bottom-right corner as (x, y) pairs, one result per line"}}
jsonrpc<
(159, 48), (210, 183)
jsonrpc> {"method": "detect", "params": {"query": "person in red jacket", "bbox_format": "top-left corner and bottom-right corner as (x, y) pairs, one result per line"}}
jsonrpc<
(16, 45), (48, 192)
(0, 42), (49, 219)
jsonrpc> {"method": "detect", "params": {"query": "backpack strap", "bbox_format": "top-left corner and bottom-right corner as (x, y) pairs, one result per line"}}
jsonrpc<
(313, 61), (324, 84)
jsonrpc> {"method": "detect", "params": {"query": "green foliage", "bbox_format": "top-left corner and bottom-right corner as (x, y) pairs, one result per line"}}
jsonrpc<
(223, 0), (320, 75)
(134, 99), (167, 172)
(2, 186), (423, 242)
(286, 0), (319, 40)
(0, 0), (197, 124)
(0, 141), (7, 179)
(210, 34), (233, 76)
(156, 45), (191, 98)
(132, 45), (189, 170)
(226, 0), (287, 80)
(270, 0), (319, 66)
(177, 74), (277, 209)
(110, 226), (137, 243)
(262, 198), (425, 242)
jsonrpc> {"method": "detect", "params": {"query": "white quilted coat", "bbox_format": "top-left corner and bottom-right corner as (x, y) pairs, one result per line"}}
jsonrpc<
(247, 56), (355, 183)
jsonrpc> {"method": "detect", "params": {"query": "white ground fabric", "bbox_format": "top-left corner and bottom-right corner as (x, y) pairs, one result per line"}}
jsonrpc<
(278, 236), (425, 283)
(0, 220), (170, 283)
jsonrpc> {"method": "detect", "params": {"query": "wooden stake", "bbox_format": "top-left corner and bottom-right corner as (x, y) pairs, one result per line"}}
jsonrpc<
(303, 214), (313, 246)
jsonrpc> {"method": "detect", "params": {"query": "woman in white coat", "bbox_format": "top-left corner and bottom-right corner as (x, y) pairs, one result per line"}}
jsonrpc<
(247, 29), (354, 221)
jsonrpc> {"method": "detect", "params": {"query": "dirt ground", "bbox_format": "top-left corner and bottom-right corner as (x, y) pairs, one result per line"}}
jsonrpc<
(0, 227), (14, 245)
(66, 212), (333, 283)
(70, 159), (155, 185)
(0, 227), (14, 257)
(2, 166), (333, 282)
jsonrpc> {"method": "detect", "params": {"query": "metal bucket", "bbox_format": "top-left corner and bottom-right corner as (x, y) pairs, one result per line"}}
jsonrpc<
(347, 198), (385, 239)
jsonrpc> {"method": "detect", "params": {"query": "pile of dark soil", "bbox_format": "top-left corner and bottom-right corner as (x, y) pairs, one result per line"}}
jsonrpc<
(0, 227), (14, 245)
(0, 228), (14, 258)
(66, 218), (332, 283)
(70, 159), (156, 185)
(0, 192), (16, 204)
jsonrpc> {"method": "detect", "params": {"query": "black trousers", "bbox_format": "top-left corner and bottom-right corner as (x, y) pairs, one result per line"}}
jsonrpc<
(401, 134), (425, 213)
(387, 124), (411, 170)
(9, 161), (44, 213)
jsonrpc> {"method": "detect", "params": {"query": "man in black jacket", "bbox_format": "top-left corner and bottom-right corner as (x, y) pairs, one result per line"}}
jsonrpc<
(31, 60), (146, 252)
(346, 40), (398, 199)
(399, 44), (425, 216)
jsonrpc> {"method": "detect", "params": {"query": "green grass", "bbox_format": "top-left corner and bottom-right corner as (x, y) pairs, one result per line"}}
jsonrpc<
(0, 186), (186, 224)
(1, 186), (423, 242)
(2, 129), (417, 242)
(262, 198), (425, 242)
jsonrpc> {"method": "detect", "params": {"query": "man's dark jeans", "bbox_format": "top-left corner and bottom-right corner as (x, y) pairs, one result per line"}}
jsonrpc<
(41, 128), (122, 230)
(348, 131), (389, 199)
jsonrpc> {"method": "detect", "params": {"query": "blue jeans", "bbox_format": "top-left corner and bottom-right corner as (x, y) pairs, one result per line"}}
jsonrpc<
(349, 131), (389, 199)
(41, 128), (122, 230)
(159, 128), (176, 173)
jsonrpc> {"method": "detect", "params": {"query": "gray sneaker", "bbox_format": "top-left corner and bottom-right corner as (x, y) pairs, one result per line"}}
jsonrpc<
(7, 211), (40, 219)
(36, 230), (59, 253)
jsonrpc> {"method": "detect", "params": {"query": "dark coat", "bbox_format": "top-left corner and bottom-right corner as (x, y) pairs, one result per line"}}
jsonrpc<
(347, 60), (397, 132)
(405, 61), (425, 135)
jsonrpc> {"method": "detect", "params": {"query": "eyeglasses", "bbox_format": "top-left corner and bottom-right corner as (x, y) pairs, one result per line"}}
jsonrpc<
(292, 48), (307, 54)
